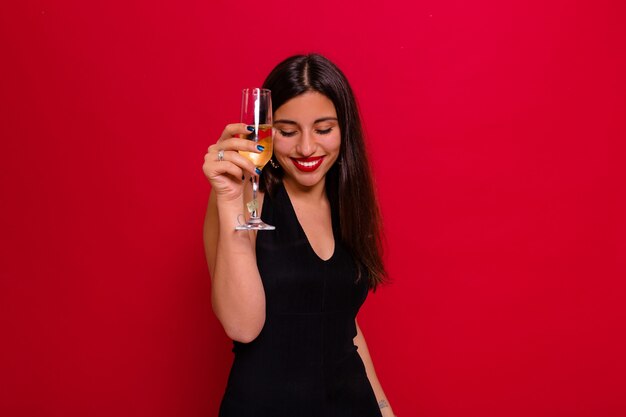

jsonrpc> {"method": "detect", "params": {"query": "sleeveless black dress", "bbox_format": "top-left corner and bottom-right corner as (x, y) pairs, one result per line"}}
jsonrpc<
(218, 183), (382, 417)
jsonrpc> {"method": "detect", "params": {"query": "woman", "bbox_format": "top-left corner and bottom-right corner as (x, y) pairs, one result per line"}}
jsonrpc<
(203, 54), (396, 417)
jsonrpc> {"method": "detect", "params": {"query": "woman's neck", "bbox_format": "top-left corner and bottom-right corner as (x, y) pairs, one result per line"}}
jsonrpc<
(282, 177), (327, 204)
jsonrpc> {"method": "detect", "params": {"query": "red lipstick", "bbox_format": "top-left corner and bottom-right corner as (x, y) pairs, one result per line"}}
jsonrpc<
(291, 156), (325, 172)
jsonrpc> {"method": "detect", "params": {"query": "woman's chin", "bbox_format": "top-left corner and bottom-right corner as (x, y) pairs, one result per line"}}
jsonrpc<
(284, 172), (326, 190)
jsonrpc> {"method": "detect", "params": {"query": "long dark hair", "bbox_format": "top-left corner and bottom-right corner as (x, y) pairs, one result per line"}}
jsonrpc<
(260, 54), (387, 290)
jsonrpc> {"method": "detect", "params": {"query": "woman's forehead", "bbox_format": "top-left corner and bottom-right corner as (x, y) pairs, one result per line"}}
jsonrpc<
(274, 91), (337, 124)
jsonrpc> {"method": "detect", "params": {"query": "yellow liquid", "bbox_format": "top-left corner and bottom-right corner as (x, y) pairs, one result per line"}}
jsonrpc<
(239, 124), (273, 169)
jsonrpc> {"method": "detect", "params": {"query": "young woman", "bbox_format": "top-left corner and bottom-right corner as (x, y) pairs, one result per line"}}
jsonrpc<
(203, 54), (395, 417)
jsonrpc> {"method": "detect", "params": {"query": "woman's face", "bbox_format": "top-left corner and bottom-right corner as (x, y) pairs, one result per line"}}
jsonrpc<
(272, 91), (341, 191)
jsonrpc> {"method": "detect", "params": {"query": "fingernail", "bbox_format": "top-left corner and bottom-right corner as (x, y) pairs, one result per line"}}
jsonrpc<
(246, 125), (255, 132)
(255, 167), (262, 175)
(256, 145), (265, 151)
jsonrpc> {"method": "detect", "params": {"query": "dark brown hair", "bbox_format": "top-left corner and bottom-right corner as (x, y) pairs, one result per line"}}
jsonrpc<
(260, 54), (387, 290)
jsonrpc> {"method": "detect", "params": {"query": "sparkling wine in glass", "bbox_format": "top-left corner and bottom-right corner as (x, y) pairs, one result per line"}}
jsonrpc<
(235, 88), (275, 231)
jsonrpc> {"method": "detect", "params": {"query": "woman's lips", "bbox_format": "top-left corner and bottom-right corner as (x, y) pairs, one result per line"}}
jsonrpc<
(291, 156), (325, 172)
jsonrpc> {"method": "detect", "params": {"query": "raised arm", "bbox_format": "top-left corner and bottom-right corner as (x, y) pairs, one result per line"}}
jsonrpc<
(354, 319), (396, 417)
(203, 123), (266, 343)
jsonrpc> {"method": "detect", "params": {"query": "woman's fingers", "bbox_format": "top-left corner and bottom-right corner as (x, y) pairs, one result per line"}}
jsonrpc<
(204, 156), (244, 180)
(203, 151), (245, 182)
(208, 148), (258, 176)
(208, 137), (263, 155)
(218, 123), (252, 142)
(203, 123), (266, 186)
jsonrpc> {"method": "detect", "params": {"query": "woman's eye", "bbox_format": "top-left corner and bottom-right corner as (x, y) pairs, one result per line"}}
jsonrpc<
(316, 127), (333, 135)
(279, 130), (297, 137)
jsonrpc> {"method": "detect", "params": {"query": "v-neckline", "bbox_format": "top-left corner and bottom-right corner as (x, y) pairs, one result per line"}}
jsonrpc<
(282, 185), (337, 263)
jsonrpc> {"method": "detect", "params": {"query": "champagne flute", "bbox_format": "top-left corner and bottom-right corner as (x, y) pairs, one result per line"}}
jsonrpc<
(235, 88), (275, 231)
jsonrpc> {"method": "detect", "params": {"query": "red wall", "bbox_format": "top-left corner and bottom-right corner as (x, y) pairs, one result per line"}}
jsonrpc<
(1, 1), (625, 416)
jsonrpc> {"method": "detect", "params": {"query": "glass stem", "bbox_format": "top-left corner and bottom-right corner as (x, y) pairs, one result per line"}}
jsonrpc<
(251, 174), (259, 219)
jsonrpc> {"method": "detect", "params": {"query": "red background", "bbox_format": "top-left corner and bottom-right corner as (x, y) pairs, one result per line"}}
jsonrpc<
(1, 1), (625, 416)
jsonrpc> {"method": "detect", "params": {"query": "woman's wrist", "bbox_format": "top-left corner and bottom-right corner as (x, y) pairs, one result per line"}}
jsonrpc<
(216, 197), (246, 227)
(216, 194), (243, 210)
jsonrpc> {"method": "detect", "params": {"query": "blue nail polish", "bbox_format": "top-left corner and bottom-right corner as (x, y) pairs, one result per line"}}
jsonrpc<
(246, 126), (255, 132)
(257, 145), (265, 151)
(255, 167), (262, 175)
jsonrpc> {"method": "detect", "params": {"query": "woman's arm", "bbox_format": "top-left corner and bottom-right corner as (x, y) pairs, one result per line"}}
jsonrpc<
(354, 319), (396, 417)
(203, 124), (266, 343)
(203, 191), (265, 343)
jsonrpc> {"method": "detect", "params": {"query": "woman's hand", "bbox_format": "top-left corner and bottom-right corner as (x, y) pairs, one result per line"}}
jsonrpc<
(203, 123), (262, 202)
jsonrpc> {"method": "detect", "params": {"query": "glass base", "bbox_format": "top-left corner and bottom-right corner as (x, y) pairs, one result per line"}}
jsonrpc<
(235, 218), (275, 231)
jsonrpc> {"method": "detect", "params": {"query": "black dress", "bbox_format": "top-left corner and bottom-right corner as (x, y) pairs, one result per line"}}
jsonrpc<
(218, 183), (382, 417)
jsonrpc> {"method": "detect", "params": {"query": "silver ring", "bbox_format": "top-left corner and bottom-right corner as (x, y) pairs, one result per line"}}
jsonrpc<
(217, 149), (224, 162)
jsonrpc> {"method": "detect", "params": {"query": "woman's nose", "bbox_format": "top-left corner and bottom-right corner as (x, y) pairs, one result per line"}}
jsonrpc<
(296, 130), (316, 156)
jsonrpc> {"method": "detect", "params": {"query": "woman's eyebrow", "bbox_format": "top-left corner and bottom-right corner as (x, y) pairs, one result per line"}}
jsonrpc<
(274, 117), (338, 125)
(314, 117), (338, 124)
(274, 119), (298, 125)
